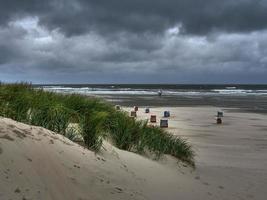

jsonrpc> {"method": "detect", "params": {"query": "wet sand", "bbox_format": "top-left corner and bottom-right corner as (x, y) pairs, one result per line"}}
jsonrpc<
(101, 94), (267, 114)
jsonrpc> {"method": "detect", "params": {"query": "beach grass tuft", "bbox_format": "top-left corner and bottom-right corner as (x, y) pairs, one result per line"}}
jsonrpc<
(0, 83), (194, 165)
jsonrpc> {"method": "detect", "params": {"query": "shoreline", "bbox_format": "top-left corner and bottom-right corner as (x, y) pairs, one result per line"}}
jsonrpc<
(94, 94), (267, 114)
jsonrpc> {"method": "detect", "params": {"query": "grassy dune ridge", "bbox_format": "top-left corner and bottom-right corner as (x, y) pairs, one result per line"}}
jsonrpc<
(0, 83), (194, 165)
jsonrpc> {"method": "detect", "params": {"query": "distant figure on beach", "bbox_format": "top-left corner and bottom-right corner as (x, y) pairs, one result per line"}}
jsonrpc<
(158, 89), (162, 96)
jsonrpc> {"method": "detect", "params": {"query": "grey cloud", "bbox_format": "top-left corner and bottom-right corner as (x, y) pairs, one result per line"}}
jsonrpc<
(1, 18), (267, 83)
(1, 0), (267, 83)
(1, 0), (267, 36)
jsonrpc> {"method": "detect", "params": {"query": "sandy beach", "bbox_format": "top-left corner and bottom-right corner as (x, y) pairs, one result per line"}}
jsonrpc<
(1, 106), (267, 200)
(124, 106), (267, 200)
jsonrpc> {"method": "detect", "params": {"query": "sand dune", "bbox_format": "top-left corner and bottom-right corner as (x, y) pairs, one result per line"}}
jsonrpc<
(2, 105), (266, 200)
(0, 117), (213, 200)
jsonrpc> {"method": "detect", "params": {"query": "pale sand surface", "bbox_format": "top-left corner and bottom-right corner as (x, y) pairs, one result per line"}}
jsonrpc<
(124, 106), (267, 200)
(0, 117), (211, 200)
(1, 105), (267, 200)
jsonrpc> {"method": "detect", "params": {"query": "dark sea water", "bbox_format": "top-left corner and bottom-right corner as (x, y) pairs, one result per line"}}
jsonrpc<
(36, 84), (267, 114)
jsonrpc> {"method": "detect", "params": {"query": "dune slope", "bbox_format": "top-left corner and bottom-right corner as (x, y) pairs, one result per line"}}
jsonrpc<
(0, 117), (210, 200)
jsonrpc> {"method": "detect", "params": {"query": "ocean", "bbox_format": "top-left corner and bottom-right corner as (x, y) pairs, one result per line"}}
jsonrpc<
(36, 84), (267, 113)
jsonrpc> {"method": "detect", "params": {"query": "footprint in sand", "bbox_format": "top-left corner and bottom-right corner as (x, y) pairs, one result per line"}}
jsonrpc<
(0, 134), (14, 141)
(69, 177), (77, 183)
(96, 156), (106, 162)
(98, 177), (110, 184)
(14, 187), (21, 193)
(203, 182), (210, 186)
(73, 164), (80, 169)
(218, 185), (224, 190)
(114, 187), (123, 193)
(13, 129), (26, 139)
(8, 124), (16, 129)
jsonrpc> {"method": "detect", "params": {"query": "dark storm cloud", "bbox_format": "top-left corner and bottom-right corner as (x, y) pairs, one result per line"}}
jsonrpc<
(1, 0), (267, 36)
(1, 0), (267, 83)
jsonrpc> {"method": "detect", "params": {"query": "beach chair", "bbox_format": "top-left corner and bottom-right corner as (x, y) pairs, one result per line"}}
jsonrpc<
(164, 111), (170, 117)
(217, 111), (223, 117)
(115, 105), (121, 110)
(150, 115), (157, 123)
(130, 111), (137, 117)
(160, 119), (168, 128)
(216, 117), (222, 124)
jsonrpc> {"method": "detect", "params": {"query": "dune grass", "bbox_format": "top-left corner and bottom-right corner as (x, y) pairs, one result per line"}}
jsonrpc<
(0, 83), (194, 165)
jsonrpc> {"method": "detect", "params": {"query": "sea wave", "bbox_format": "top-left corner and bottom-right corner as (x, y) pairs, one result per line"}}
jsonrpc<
(212, 89), (267, 95)
(40, 86), (267, 96)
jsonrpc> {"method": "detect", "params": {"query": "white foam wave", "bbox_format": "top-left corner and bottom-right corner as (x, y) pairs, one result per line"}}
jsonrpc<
(40, 86), (267, 96)
(212, 89), (267, 95)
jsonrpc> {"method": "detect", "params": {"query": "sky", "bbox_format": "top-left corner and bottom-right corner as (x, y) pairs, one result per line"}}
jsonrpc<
(0, 0), (267, 84)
